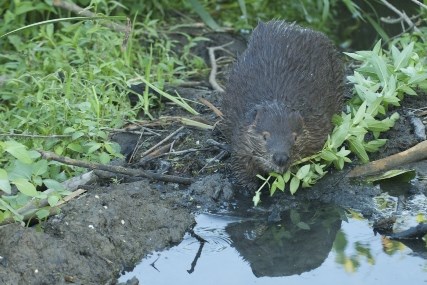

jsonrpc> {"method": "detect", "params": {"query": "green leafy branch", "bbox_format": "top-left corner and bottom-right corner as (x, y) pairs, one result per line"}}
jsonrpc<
(254, 35), (427, 206)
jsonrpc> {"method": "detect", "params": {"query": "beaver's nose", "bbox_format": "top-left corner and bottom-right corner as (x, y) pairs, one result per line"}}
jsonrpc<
(273, 152), (289, 167)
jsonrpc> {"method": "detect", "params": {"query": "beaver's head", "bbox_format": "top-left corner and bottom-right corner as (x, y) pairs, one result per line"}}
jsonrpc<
(244, 101), (304, 173)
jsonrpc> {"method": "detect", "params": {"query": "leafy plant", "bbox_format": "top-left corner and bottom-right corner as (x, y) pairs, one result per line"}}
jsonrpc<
(0, 2), (207, 224)
(254, 34), (427, 206)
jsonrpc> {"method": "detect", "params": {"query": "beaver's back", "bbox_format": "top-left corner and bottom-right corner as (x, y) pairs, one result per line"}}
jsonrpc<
(223, 21), (344, 129)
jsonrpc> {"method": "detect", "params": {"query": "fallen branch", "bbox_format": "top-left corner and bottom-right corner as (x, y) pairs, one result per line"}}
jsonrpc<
(39, 150), (194, 185)
(379, 0), (419, 32)
(52, 0), (129, 33)
(347, 140), (427, 178)
(141, 126), (184, 157)
(199, 97), (223, 117)
(208, 42), (234, 92)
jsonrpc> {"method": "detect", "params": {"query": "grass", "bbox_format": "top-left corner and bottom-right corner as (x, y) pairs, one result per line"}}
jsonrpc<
(0, 3), (208, 223)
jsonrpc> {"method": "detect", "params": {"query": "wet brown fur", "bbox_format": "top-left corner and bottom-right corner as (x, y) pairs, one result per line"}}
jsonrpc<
(222, 21), (345, 190)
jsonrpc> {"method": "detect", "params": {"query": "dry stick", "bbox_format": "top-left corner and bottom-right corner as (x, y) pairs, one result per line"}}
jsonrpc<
(128, 131), (145, 163)
(141, 126), (184, 157)
(208, 42), (234, 92)
(39, 150), (194, 184)
(410, 0), (427, 10)
(103, 127), (159, 136)
(52, 0), (128, 33)
(380, 0), (419, 32)
(199, 97), (223, 117)
(347, 140), (427, 178)
(139, 142), (175, 165)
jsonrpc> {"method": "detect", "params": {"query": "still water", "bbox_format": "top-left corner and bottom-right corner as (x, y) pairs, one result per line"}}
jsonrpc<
(120, 206), (426, 285)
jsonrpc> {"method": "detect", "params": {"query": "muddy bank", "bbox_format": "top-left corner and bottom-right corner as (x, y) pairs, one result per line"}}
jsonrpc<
(0, 181), (193, 285)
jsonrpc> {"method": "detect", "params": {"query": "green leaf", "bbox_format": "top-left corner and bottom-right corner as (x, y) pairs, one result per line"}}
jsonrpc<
(43, 179), (65, 191)
(7, 160), (33, 180)
(0, 169), (11, 194)
(252, 191), (261, 206)
(320, 149), (337, 162)
(86, 142), (102, 153)
(398, 85), (417, 96)
(283, 170), (291, 183)
(347, 136), (369, 163)
(48, 195), (60, 207)
(408, 73), (427, 85)
(98, 152), (111, 164)
(314, 164), (325, 175)
(2, 141), (33, 163)
(353, 101), (367, 125)
(188, 0), (221, 31)
(32, 160), (48, 176)
(270, 172), (285, 193)
(297, 222), (311, 230)
(36, 208), (50, 220)
(344, 52), (365, 61)
(336, 146), (351, 158)
(12, 178), (39, 197)
(366, 97), (383, 116)
(366, 169), (416, 183)
(364, 139), (387, 153)
(67, 143), (83, 153)
(296, 165), (311, 180)
(371, 53), (389, 83)
(290, 176), (300, 195)
(72, 131), (85, 140)
(331, 120), (350, 147)
(63, 127), (75, 134)
(394, 42), (414, 70)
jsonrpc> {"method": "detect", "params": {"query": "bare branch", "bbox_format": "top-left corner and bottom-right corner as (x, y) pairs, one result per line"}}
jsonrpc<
(39, 150), (194, 184)
(208, 42), (234, 92)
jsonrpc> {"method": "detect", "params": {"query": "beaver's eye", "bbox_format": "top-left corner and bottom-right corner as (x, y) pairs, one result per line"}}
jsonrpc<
(262, 131), (270, 141)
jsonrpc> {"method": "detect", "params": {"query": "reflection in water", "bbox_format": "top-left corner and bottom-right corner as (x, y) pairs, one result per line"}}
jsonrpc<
(225, 204), (343, 277)
(119, 204), (427, 285)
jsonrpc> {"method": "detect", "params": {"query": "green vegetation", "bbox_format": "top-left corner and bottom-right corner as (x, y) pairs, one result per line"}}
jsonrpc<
(254, 28), (427, 205)
(0, 1), (207, 224)
(0, 0), (426, 220)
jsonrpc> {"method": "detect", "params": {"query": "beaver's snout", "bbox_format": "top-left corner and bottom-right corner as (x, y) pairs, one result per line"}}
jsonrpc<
(272, 152), (290, 168)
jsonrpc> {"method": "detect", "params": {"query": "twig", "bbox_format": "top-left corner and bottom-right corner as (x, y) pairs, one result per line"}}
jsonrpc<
(410, 0), (427, 10)
(198, 150), (227, 173)
(379, 0), (419, 32)
(347, 140), (427, 178)
(141, 126), (184, 157)
(208, 42), (234, 92)
(52, 0), (129, 33)
(39, 150), (194, 184)
(128, 132), (145, 163)
(199, 97), (223, 117)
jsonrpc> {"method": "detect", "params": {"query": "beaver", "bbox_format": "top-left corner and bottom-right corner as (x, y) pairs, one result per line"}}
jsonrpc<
(222, 20), (345, 190)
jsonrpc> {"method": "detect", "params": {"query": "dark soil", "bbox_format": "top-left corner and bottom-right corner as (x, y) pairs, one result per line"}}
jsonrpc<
(1, 28), (427, 285)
